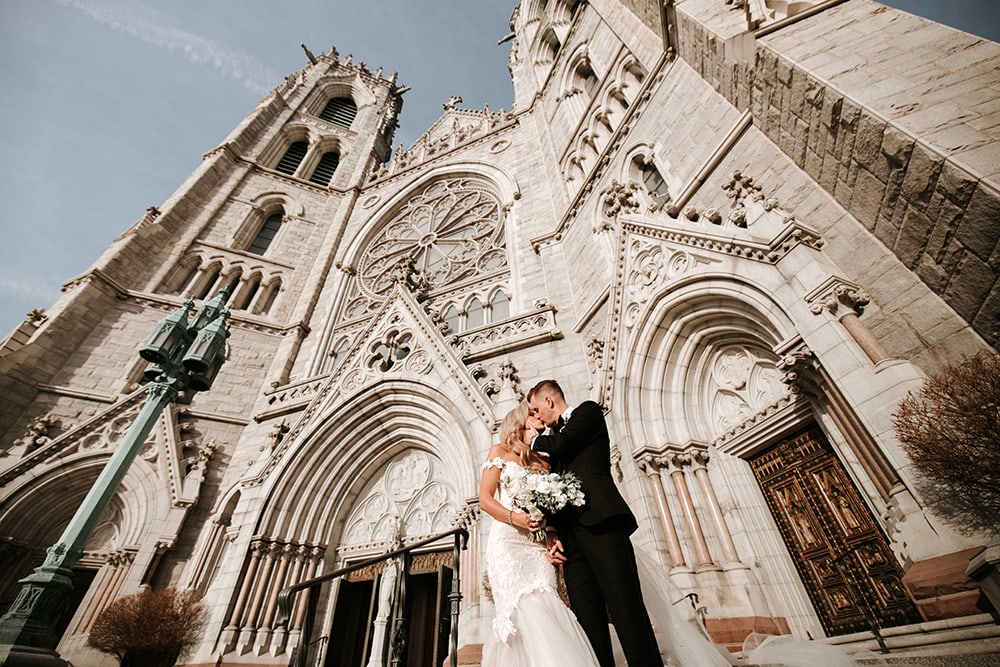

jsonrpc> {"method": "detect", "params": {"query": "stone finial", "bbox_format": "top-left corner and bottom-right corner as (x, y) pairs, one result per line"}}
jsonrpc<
(601, 180), (642, 219)
(26, 308), (47, 326)
(14, 415), (60, 452)
(443, 95), (463, 110)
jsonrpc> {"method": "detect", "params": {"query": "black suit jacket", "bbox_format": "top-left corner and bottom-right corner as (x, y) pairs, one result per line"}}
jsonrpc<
(533, 400), (637, 534)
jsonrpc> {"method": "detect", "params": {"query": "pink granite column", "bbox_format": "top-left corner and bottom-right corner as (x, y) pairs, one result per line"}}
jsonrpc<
(668, 455), (713, 567)
(691, 454), (740, 564)
(640, 456), (687, 568)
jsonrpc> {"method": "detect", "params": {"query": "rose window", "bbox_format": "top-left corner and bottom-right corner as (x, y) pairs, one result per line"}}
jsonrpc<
(357, 178), (506, 298)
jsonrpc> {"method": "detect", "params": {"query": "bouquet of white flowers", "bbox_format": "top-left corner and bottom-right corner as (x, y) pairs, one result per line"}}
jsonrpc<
(501, 469), (585, 541)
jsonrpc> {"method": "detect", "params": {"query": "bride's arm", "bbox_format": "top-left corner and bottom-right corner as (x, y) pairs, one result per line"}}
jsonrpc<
(478, 445), (539, 531)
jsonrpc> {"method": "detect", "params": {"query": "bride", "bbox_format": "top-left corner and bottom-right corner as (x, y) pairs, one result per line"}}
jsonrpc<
(478, 401), (602, 666)
(479, 401), (740, 666)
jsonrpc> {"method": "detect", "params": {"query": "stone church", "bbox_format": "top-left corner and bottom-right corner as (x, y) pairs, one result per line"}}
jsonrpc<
(0, 0), (997, 665)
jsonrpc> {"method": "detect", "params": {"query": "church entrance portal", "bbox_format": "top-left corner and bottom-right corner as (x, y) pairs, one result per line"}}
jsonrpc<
(749, 427), (919, 636)
(325, 555), (452, 667)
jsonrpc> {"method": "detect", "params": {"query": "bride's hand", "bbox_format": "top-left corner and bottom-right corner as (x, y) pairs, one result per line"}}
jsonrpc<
(511, 511), (540, 531)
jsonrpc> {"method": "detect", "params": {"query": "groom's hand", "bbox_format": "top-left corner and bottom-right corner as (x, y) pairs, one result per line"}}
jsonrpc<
(545, 532), (566, 565)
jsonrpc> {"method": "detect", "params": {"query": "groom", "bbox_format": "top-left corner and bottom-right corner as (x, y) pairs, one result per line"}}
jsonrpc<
(525, 379), (662, 667)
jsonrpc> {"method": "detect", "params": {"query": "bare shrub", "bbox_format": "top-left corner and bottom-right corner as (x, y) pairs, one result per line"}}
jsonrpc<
(87, 587), (206, 667)
(892, 352), (1000, 537)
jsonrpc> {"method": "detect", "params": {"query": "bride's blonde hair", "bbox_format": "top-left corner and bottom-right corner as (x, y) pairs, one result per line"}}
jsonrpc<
(499, 401), (549, 472)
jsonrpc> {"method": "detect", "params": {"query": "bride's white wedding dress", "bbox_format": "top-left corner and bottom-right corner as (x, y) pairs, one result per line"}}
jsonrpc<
(480, 457), (601, 666)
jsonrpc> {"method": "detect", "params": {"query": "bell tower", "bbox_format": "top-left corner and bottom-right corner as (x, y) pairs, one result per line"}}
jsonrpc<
(0, 44), (405, 430)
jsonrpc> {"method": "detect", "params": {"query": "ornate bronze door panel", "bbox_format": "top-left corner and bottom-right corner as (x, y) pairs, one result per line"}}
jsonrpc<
(750, 427), (919, 636)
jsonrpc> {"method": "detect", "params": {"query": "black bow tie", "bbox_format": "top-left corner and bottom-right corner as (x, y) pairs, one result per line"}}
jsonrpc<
(554, 417), (565, 432)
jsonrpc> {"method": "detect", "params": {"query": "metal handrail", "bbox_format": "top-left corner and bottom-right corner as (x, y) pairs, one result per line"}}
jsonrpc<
(275, 526), (468, 667)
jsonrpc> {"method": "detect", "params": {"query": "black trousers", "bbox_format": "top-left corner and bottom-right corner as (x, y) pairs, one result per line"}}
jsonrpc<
(561, 521), (663, 667)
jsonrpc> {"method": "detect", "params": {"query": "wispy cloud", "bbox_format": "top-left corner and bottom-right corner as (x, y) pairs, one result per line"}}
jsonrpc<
(57, 0), (276, 94)
(0, 271), (61, 303)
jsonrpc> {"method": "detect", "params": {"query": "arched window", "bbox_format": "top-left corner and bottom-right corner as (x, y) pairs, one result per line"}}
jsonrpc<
(539, 29), (561, 65)
(255, 278), (281, 315)
(641, 162), (671, 208)
(195, 265), (222, 300)
(275, 141), (308, 175)
(576, 59), (599, 97)
(319, 97), (358, 128)
(233, 274), (261, 311)
(489, 290), (510, 322)
(466, 298), (485, 330)
(248, 214), (283, 255)
(309, 151), (340, 186)
(442, 305), (460, 336)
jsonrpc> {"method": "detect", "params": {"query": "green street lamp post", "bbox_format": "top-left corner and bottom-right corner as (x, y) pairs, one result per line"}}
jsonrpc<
(0, 289), (231, 666)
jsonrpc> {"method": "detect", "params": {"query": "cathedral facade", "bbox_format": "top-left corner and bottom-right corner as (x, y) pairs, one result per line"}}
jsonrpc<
(1, 1), (998, 665)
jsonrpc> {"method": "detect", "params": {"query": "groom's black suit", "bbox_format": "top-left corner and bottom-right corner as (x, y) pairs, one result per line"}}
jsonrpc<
(533, 400), (662, 667)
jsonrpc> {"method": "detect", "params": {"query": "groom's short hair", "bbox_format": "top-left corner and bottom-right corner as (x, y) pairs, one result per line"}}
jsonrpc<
(528, 379), (564, 403)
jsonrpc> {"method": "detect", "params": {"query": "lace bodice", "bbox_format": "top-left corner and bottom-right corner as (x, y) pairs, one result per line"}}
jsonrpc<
(482, 457), (558, 643)
(483, 456), (528, 511)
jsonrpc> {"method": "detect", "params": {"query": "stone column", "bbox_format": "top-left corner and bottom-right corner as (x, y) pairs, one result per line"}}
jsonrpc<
(668, 455), (714, 568)
(639, 456), (687, 569)
(691, 453), (740, 564)
(225, 540), (262, 631)
(807, 278), (888, 364)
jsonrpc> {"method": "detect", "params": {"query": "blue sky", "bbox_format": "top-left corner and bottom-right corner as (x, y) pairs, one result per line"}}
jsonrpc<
(0, 0), (997, 336)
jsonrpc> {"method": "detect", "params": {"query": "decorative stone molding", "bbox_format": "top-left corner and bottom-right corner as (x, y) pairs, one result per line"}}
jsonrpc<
(470, 359), (523, 404)
(245, 287), (496, 487)
(600, 179), (642, 219)
(25, 308), (47, 326)
(775, 340), (819, 396)
(450, 306), (563, 363)
(12, 415), (60, 453)
(339, 450), (461, 553)
(806, 276), (871, 319)
(621, 236), (718, 331)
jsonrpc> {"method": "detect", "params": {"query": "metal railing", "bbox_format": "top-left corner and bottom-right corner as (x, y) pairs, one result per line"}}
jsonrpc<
(275, 527), (468, 667)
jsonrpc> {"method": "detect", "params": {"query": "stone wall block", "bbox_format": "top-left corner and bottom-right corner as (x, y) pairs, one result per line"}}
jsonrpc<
(973, 282), (1000, 347)
(944, 250), (994, 321)
(881, 127), (914, 170)
(793, 117), (809, 167)
(776, 57), (792, 86)
(839, 98), (861, 130)
(894, 206), (935, 268)
(788, 67), (808, 118)
(956, 182), (1000, 264)
(881, 167), (907, 229)
(937, 161), (978, 207)
(900, 143), (942, 208)
(854, 113), (889, 179)
(807, 91), (827, 152)
(805, 147), (824, 181)
(874, 212), (901, 251)
(924, 198), (964, 263)
(850, 168), (885, 232)
(819, 146), (841, 193)
(820, 93), (842, 129)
